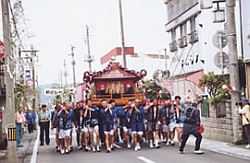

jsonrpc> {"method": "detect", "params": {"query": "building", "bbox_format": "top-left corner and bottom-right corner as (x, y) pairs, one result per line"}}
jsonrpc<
(100, 47), (168, 80)
(163, 0), (231, 101)
(163, 0), (245, 142)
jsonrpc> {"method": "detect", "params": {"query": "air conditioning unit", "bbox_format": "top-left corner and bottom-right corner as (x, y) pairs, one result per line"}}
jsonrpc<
(178, 36), (188, 48)
(188, 31), (199, 44)
(169, 41), (178, 52)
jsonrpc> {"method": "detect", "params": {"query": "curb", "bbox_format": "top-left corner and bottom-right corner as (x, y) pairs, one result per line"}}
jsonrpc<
(186, 137), (250, 160)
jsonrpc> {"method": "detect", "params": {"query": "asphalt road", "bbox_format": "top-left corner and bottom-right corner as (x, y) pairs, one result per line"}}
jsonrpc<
(37, 130), (249, 163)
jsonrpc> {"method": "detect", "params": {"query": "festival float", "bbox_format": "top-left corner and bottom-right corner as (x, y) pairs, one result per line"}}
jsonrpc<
(82, 59), (147, 106)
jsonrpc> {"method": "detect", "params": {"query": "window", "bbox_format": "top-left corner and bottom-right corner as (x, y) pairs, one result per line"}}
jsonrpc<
(213, 1), (225, 23)
(178, 22), (188, 48)
(188, 16), (198, 43)
(169, 28), (178, 52)
(190, 17), (196, 34)
(171, 28), (176, 42)
(180, 22), (187, 37)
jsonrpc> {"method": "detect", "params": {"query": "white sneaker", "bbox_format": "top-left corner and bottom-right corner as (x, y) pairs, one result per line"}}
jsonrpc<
(65, 149), (69, 154)
(171, 141), (175, 146)
(127, 143), (131, 149)
(166, 141), (170, 146)
(179, 150), (185, 154)
(77, 145), (82, 150)
(85, 146), (90, 151)
(107, 148), (111, 153)
(60, 149), (65, 155)
(96, 146), (101, 152)
(155, 144), (160, 148)
(111, 144), (114, 150)
(245, 144), (250, 149)
(149, 143), (154, 148)
(134, 146), (138, 151)
(194, 150), (204, 154)
(56, 146), (61, 152)
(92, 147), (96, 152)
(137, 143), (141, 150)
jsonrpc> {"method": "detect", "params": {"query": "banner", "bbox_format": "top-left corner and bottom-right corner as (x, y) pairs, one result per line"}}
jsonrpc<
(44, 88), (75, 96)
(44, 89), (64, 96)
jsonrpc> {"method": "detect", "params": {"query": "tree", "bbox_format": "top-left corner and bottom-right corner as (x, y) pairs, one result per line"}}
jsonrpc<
(199, 72), (230, 103)
(145, 80), (170, 101)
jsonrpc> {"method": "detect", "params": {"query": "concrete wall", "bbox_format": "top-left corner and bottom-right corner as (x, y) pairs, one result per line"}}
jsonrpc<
(201, 101), (235, 142)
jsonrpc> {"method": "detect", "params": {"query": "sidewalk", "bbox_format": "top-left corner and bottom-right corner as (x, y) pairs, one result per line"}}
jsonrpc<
(186, 136), (250, 160)
(0, 130), (37, 163)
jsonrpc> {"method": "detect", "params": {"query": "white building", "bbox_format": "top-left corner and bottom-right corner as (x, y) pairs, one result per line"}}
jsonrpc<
(163, 0), (250, 142)
(100, 47), (167, 80)
(163, 0), (232, 101)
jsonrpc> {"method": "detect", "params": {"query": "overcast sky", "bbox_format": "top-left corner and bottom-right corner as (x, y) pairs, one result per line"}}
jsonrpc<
(20, 0), (167, 85)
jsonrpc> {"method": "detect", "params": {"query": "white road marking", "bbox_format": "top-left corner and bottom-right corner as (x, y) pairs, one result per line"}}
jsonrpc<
(30, 126), (40, 163)
(137, 156), (157, 163)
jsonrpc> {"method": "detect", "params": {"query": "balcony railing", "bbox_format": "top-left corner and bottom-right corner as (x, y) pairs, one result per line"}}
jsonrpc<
(178, 36), (188, 48)
(169, 40), (178, 52)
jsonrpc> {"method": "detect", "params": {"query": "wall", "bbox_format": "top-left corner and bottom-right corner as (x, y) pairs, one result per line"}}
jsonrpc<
(201, 100), (238, 142)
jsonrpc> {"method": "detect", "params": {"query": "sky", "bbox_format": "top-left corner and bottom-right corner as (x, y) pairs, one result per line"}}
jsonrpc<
(19, 0), (167, 85)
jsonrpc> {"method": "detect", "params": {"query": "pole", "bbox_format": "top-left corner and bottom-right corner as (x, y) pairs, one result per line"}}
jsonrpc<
(118, 0), (126, 67)
(63, 59), (68, 101)
(71, 46), (76, 87)
(226, 0), (241, 142)
(164, 48), (167, 72)
(31, 47), (36, 112)
(1, 0), (18, 162)
(219, 33), (224, 75)
(86, 25), (93, 73)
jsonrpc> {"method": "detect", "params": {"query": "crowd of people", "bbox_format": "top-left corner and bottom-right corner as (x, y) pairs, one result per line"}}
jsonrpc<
(49, 96), (204, 155)
(13, 94), (250, 154)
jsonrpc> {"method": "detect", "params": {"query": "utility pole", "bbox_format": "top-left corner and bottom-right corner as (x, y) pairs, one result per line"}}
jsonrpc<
(70, 45), (76, 87)
(85, 25), (94, 73)
(226, 0), (241, 142)
(118, 0), (126, 67)
(1, 0), (18, 162)
(63, 59), (68, 102)
(63, 59), (68, 88)
(60, 70), (63, 88)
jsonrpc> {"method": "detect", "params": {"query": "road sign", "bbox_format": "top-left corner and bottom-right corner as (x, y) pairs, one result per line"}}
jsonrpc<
(214, 52), (229, 69)
(26, 79), (34, 87)
(25, 69), (31, 78)
(0, 41), (4, 60)
(212, 31), (228, 49)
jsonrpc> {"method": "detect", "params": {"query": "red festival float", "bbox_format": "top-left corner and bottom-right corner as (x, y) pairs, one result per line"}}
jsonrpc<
(83, 59), (147, 106)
